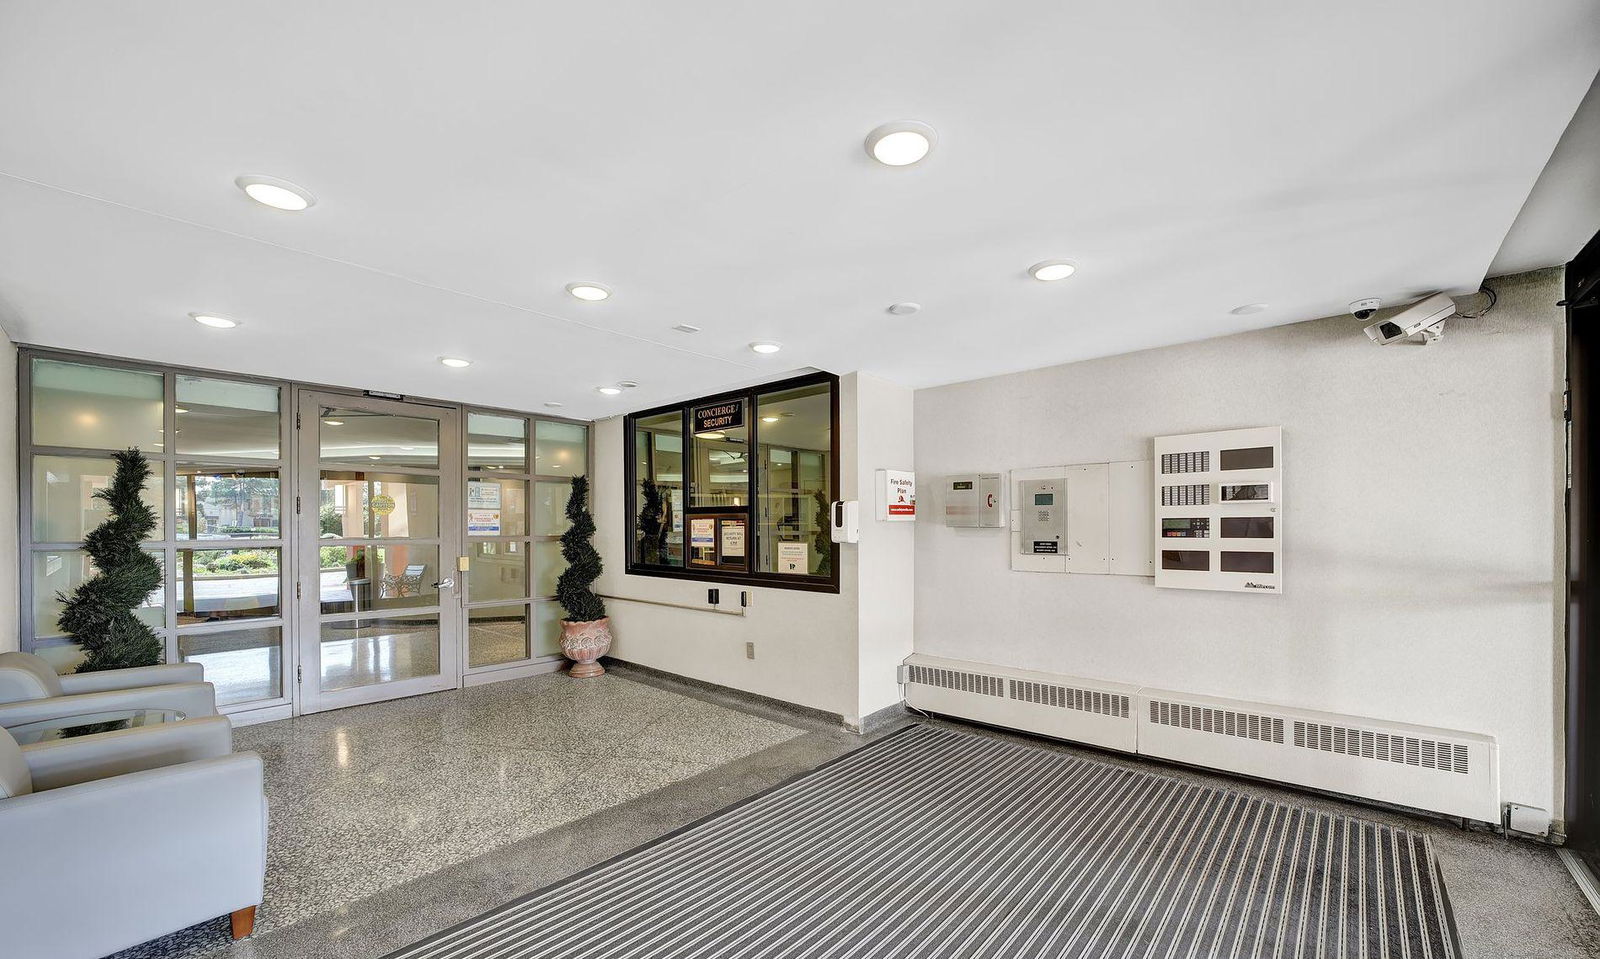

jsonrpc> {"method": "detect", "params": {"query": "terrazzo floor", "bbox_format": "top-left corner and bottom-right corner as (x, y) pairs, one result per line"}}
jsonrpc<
(113, 668), (805, 959)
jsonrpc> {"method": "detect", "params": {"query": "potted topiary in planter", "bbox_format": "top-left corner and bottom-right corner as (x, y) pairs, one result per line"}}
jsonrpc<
(555, 474), (611, 678)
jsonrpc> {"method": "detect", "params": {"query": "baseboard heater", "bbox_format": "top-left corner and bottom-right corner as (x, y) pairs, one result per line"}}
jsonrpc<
(901, 653), (1499, 823)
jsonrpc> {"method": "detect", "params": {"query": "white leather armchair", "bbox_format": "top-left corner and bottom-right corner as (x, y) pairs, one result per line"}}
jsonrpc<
(0, 716), (267, 958)
(0, 651), (217, 728)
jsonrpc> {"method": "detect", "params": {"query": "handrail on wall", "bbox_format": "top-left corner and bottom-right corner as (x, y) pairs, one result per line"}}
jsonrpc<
(596, 593), (747, 617)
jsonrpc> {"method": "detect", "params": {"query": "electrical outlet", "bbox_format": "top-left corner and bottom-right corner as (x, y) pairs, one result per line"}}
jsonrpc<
(745, 642), (755, 660)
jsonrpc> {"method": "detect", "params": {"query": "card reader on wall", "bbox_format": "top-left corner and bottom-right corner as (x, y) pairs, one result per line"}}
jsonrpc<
(830, 500), (860, 544)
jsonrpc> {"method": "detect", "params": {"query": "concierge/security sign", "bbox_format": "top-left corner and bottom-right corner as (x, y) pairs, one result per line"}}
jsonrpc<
(693, 402), (743, 434)
(878, 469), (916, 522)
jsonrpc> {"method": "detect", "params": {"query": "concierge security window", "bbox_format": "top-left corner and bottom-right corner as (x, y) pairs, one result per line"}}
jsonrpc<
(625, 372), (839, 593)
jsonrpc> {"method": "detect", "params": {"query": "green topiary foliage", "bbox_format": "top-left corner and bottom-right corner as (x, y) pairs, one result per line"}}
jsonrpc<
(811, 488), (833, 577)
(59, 448), (164, 672)
(638, 478), (666, 565)
(556, 474), (606, 623)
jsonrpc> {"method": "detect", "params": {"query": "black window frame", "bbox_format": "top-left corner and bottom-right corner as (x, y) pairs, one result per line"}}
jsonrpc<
(624, 370), (841, 594)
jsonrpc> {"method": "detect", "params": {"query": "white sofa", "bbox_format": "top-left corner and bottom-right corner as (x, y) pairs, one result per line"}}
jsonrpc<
(0, 651), (217, 728)
(0, 715), (267, 957)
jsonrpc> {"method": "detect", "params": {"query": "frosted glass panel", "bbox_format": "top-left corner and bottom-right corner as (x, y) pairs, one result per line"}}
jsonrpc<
(31, 359), (163, 453)
(33, 455), (163, 542)
(468, 541), (527, 603)
(535, 421), (588, 476)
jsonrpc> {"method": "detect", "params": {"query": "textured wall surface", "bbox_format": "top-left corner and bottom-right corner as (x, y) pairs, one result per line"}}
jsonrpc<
(913, 268), (1566, 816)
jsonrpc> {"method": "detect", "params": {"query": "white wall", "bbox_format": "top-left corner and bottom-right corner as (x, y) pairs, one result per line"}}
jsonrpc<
(913, 268), (1566, 817)
(591, 372), (915, 727)
(0, 327), (16, 653)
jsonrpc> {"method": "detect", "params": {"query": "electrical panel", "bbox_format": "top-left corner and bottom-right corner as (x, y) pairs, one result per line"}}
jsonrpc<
(1153, 426), (1283, 593)
(944, 473), (1004, 528)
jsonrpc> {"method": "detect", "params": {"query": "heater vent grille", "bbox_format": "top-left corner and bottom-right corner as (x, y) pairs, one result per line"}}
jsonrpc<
(1149, 700), (1284, 743)
(907, 664), (1004, 698)
(1293, 721), (1470, 775)
(1009, 679), (1130, 718)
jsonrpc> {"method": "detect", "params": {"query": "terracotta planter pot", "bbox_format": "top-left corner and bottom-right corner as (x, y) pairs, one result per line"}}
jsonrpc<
(559, 617), (613, 678)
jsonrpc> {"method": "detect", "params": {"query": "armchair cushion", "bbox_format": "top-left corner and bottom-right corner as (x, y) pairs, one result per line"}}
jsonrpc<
(0, 682), (218, 729)
(0, 652), (63, 703)
(0, 729), (27, 799)
(57, 661), (204, 695)
(21, 715), (234, 792)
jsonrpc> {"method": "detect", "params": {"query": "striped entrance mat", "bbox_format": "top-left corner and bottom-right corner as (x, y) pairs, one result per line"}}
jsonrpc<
(388, 723), (1461, 959)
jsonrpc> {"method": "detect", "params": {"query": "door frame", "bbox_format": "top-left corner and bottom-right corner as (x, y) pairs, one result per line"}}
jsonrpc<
(292, 389), (464, 714)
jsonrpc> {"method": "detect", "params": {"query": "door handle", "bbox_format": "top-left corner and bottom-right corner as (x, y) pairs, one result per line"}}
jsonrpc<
(433, 578), (455, 589)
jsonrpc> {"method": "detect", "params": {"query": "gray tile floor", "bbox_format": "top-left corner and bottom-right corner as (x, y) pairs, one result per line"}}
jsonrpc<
(114, 667), (1600, 959)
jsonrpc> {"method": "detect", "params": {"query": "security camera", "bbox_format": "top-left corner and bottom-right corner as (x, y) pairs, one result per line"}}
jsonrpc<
(1363, 292), (1457, 346)
(1349, 298), (1381, 321)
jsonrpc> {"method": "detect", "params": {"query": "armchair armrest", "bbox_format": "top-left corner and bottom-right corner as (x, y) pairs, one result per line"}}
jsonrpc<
(0, 682), (218, 728)
(57, 662), (204, 694)
(22, 715), (234, 791)
(0, 753), (266, 959)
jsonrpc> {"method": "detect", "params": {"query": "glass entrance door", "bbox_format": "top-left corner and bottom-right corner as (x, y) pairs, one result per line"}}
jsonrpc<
(295, 392), (461, 713)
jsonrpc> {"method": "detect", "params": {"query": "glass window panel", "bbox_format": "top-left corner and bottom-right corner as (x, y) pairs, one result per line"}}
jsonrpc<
(319, 472), (439, 539)
(317, 545), (440, 614)
(319, 408), (439, 468)
(632, 412), (684, 567)
(32, 549), (164, 638)
(534, 480), (573, 536)
(319, 614), (440, 691)
(468, 541), (528, 603)
(756, 383), (833, 575)
(466, 477), (526, 537)
(176, 467), (279, 540)
(176, 548), (280, 625)
(467, 413), (527, 472)
(31, 358), (164, 453)
(533, 601), (563, 658)
(468, 604), (529, 668)
(175, 376), (280, 460)
(178, 626), (282, 705)
(535, 421), (588, 477)
(691, 400), (748, 509)
(534, 538), (563, 598)
(32, 455), (164, 542)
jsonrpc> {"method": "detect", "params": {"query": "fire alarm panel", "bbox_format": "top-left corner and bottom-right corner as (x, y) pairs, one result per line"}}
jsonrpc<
(1153, 426), (1283, 594)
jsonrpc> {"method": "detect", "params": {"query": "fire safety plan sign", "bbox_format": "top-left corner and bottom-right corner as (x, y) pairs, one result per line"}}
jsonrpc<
(877, 469), (916, 522)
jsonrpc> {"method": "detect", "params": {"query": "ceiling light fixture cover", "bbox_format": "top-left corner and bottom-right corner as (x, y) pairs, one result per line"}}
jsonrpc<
(190, 312), (240, 329)
(566, 282), (611, 302)
(1230, 303), (1268, 315)
(596, 386), (623, 395)
(616, 380), (639, 389)
(544, 401), (565, 408)
(749, 341), (783, 355)
(887, 302), (921, 316)
(865, 120), (937, 166)
(234, 174), (315, 211)
(1028, 260), (1078, 282)
(439, 356), (472, 368)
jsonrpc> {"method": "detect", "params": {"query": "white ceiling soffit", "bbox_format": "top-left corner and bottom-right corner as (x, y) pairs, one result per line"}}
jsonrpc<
(1490, 68), (1600, 277)
(0, 3), (1596, 418)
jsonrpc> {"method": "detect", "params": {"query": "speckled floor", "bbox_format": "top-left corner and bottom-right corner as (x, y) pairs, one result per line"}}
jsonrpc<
(107, 668), (1600, 959)
(111, 668), (805, 959)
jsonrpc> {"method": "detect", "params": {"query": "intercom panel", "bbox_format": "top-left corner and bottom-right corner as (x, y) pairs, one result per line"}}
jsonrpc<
(1018, 478), (1065, 555)
(1153, 426), (1283, 594)
(944, 473), (1004, 527)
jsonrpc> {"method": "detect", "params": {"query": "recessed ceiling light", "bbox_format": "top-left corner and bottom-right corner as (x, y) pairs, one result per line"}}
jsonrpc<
(566, 282), (611, 302)
(190, 312), (240, 329)
(235, 174), (315, 212)
(700, 431), (727, 441)
(596, 386), (623, 396)
(616, 380), (639, 389)
(887, 302), (921, 316)
(399, 446), (416, 451)
(1230, 303), (1268, 315)
(368, 455), (382, 460)
(439, 356), (472, 368)
(543, 401), (564, 409)
(323, 419), (344, 426)
(1028, 260), (1078, 282)
(749, 341), (782, 355)
(761, 416), (781, 423)
(865, 120), (937, 166)
(174, 407), (189, 414)
(672, 324), (701, 334)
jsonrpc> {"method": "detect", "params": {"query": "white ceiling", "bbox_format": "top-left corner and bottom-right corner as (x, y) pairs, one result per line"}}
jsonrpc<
(1, 2), (1597, 420)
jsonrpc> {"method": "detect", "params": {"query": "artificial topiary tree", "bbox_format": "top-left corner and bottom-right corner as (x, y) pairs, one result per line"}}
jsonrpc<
(556, 474), (606, 623)
(811, 488), (833, 577)
(59, 448), (164, 672)
(637, 478), (666, 564)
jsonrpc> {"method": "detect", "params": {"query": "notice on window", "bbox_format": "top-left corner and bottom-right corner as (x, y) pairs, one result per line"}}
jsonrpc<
(670, 490), (684, 533)
(467, 481), (501, 510)
(468, 509), (501, 536)
(689, 517), (717, 566)
(778, 541), (808, 575)
(719, 519), (745, 558)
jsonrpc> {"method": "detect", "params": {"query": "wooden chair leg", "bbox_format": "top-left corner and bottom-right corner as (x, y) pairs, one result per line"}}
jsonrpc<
(231, 905), (257, 939)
